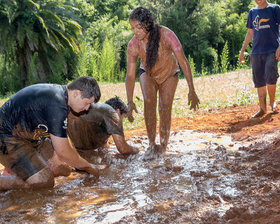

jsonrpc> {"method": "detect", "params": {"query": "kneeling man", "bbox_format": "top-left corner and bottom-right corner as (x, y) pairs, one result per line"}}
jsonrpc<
(0, 76), (101, 191)
(68, 96), (139, 156)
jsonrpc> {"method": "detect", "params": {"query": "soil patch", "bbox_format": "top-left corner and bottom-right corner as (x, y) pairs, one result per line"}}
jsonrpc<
(1, 102), (280, 223)
(122, 102), (280, 223)
(125, 103), (280, 141)
(2, 69), (280, 223)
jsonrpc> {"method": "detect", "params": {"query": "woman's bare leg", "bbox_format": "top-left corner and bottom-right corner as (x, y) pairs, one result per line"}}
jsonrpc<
(158, 75), (178, 151)
(139, 72), (158, 148)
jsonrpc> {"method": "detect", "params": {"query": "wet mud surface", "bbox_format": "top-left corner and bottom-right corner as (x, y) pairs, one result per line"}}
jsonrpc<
(1, 103), (280, 223)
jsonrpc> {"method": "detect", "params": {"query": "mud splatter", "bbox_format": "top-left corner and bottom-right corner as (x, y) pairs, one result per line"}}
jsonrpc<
(1, 129), (280, 223)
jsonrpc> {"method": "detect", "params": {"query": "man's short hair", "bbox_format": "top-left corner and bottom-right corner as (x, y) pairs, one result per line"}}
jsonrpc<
(105, 96), (128, 115)
(67, 76), (101, 102)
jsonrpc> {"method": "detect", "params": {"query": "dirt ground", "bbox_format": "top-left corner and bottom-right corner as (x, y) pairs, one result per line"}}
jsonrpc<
(1, 100), (280, 223)
(101, 72), (280, 223)
(2, 70), (280, 222)
(124, 102), (280, 141)
(124, 103), (280, 224)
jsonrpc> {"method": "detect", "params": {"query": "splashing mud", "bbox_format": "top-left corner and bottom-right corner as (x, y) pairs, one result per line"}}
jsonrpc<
(1, 127), (280, 224)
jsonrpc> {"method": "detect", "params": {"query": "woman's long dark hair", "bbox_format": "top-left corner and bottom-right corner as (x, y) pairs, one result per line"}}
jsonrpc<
(129, 7), (160, 72)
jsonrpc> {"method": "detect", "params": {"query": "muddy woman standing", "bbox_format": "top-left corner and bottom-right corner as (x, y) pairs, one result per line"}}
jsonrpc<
(125, 7), (199, 154)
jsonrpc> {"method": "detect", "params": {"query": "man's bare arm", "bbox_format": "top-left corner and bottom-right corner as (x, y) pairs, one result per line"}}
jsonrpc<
(112, 134), (139, 155)
(239, 28), (253, 63)
(50, 134), (99, 177)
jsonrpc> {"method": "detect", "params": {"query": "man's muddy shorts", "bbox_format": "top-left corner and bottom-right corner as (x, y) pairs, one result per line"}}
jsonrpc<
(0, 136), (54, 181)
(250, 52), (279, 88)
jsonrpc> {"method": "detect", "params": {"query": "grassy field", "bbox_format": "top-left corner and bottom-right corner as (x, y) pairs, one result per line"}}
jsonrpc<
(100, 69), (263, 130)
(1, 69), (279, 130)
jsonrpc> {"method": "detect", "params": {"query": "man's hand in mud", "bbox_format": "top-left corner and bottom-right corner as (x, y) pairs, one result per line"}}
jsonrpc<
(128, 145), (139, 155)
(127, 101), (138, 122)
(121, 145), (139, 156)
(131, 146), (139, 154)
(80, 164), (100, 177)
(188, 90), (200, 111)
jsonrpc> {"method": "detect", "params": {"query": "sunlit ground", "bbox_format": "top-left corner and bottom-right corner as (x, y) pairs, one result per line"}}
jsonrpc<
(1, 128), (279, 223)
(0, 129), (253, 223)
(100, 69), (260, 130)
(1, 69), (280, 223)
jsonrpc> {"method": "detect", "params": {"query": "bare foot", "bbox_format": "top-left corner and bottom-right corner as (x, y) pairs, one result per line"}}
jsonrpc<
(271, 102), (278, 113)
(143, 144), (165, 160)
(252, 109), (266, 119)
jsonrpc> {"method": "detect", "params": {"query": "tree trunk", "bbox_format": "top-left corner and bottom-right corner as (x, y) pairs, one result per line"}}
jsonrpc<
(17, 47), (29, 87)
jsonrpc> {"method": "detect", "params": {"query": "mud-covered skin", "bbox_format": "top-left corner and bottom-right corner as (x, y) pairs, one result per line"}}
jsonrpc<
(67, 103), (124, 150)
(139, 71), (178, 151)
(126, 16), (199, 152)
(127, 26), (180, 85)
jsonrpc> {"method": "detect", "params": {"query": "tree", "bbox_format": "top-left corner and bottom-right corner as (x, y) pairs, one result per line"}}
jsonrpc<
(138, 0), (250, 74)
(139, 0), (226, 73)
(225, 0), (252, 15)
(0, 0), (82, 87)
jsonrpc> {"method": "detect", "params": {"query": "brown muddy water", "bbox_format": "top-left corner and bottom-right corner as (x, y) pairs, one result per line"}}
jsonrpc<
(1, 129), (280, 224)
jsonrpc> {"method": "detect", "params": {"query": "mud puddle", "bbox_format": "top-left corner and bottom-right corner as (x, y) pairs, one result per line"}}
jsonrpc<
(1, 129), (280, 224)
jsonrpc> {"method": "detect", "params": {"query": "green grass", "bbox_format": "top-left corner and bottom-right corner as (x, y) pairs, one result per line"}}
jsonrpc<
(0, 68), (277, 131)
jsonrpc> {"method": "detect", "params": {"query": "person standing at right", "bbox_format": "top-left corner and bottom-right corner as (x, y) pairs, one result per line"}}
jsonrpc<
(239, 0), (280, 118)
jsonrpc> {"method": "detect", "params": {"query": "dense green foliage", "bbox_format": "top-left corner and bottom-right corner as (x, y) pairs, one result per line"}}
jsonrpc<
(0, 0), (260, 95)
(0, 0), (82, 92)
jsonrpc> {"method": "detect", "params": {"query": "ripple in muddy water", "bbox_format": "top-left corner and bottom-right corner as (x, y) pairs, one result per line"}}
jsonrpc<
(1, 129), (280, 224)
